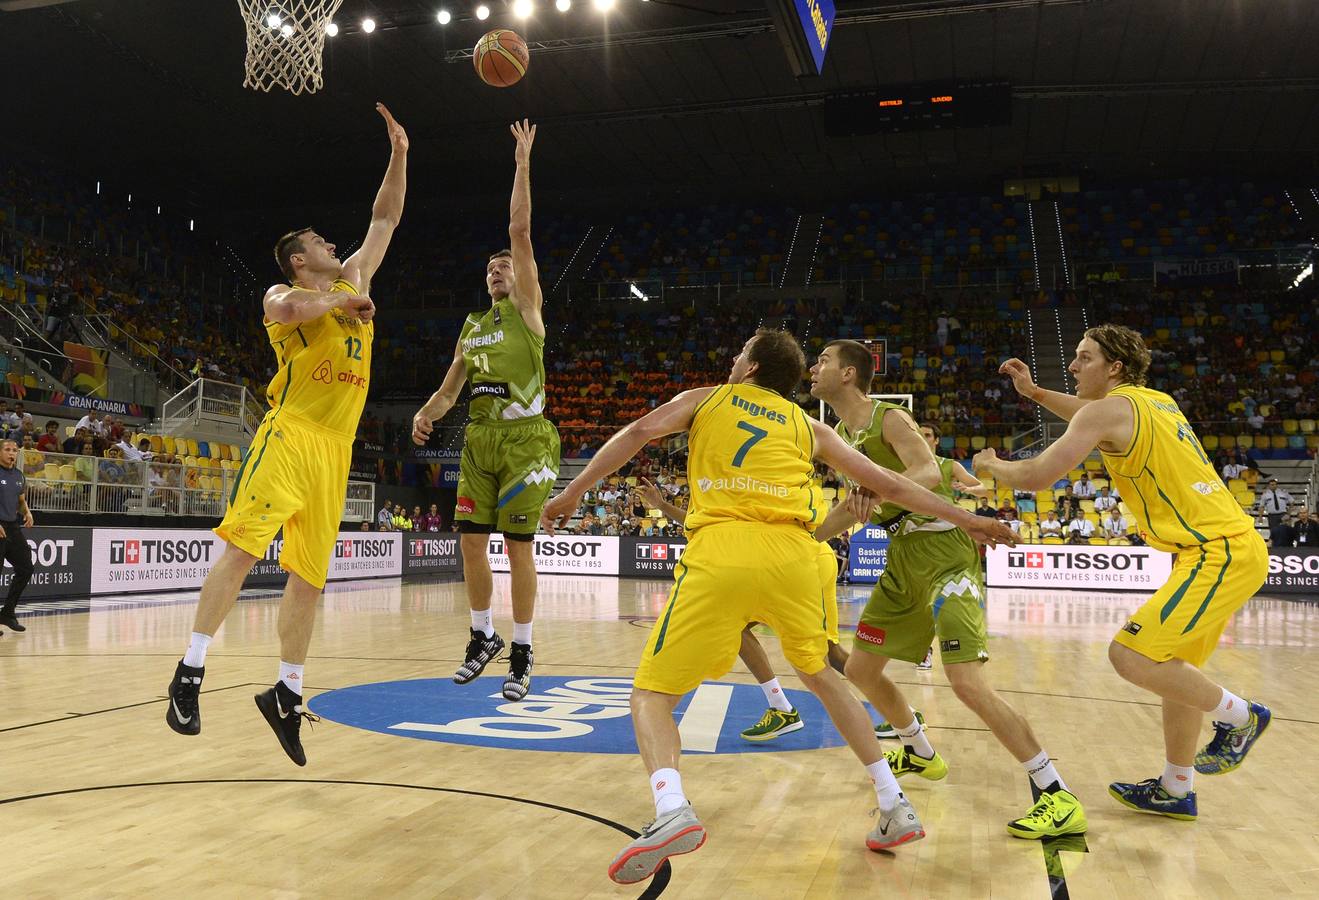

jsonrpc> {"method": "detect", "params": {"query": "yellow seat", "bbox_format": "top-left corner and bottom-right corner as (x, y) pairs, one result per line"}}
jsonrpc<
(1201, 434), (1219, 451)
(64, 425), (75, 438)
(59, 464), (78, 482)
(44, 463), (61, 480)
(162, 436), (177, 455)
(149, 435), (163, 454)
(186, 438), (200, 457)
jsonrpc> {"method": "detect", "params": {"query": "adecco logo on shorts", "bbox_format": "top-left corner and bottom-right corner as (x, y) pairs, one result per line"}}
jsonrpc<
(987, 544), (1172, 590)
(488, 534), (619, 575)
(310, 676), (851, 755)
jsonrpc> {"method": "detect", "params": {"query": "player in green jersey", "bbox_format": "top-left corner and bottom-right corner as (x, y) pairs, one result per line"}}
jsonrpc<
(413, 120), (560, 703)
(811, 340), (1087, 841)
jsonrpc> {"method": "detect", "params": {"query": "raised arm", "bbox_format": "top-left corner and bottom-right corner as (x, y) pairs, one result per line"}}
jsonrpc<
(507, 120), (543, 318)
(811, 420), (1016, 547)
(540, 388), (716, 532)
(1000, 358), (1090, 422)
(343, 103), (408, 292)
(639, 477), (687, 525)
(412, 336), (468, 445)
(972, 396), (1130, 491)
(264, 284), (373, 325)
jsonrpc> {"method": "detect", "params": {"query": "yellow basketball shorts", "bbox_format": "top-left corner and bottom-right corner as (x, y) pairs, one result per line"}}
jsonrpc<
(1112, 530), (1267, 667)
(818, 541), (840, 645)
(215, 412), (352, 590)
(634, 523), (829, 696)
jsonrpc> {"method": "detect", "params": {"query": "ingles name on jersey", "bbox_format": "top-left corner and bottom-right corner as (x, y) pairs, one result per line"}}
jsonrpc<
(730, 394), (788, 424)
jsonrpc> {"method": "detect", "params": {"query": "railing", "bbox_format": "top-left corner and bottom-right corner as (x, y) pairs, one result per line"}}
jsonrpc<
(21, 448), (374, 521)
(162, 378), (261, 438)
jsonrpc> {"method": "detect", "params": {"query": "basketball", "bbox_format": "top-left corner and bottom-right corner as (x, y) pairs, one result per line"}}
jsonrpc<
(473, 29), (529, 88)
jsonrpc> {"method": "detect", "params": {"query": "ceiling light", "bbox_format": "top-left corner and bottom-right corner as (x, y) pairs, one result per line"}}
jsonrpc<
(556, 0), (570, 9)
(513, 0), (533, 18)
(361, 17), (376, 32)
(266, 13), (281, 28)
(325, 21), (339, 36)
(592, 0), (614, 10)
(437, 9), (451, 24)
(280, 23), (294, 36)
(476, 4), (490, 19)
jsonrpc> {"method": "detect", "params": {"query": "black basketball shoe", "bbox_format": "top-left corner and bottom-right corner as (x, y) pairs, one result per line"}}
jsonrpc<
(503, 642), (534, 701)
(166, 661), (204, 736)
(454, 628), (505, 684)
(255, 680), (320, 767)
(0, 612), (25, 632)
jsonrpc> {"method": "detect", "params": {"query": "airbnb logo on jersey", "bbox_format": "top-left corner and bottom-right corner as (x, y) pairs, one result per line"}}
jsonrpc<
(313, 360), (334, 384)
(337, 371), (367, 389)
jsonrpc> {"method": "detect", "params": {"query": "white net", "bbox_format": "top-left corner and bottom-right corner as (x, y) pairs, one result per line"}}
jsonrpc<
(237, 0), (344, 95)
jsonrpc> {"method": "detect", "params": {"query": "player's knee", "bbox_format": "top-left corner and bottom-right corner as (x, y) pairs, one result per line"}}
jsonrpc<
(1108, 641), (1145, 681)
(843, 649), (872, 682)
(505, 538), (535, 565)
(460, 532), (490, 561)
(945, 664), (988, 707)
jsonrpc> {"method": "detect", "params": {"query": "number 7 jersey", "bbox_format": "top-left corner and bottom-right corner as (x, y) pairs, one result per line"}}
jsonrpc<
(1099, 384), (1254, 552)
(262, 278), (373, 439)
(684, 383), (821, 534)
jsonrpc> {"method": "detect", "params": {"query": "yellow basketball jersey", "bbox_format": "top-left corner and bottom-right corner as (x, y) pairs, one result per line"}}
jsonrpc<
(1100, 384), (1253, 552)
(263, 278), (373, 439)
(684, 383), (820, 534)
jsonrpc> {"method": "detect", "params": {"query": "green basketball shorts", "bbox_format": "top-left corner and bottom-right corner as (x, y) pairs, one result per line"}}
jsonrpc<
(853, 526), (989, 665)
(455, 416), (560, 535)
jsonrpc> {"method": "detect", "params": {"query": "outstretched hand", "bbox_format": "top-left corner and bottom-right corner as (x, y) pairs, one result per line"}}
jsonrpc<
(540, 490), (581, 535)
(999, 358), (1037, 399)
(511, 118), (536, 165)
(377, 102), (408, 153)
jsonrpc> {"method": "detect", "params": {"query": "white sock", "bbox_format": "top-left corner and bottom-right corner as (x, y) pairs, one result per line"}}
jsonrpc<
(650, 768), (687, 816)
(513, 621), (533, 645)
(471, 608), (494, 638)
(759, 678), (793, 712)
(1161, 761), (1194, 797)
(182, 632), (211, 668)
(1212, 688), (1250, 727)
(866, 759), (903, 809)
(897, 716), (935, 759)
(278, 661), (304, 697)
(1023, 749), (1067, 791)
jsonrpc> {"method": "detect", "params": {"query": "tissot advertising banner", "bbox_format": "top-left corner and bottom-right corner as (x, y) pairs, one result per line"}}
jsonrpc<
(987, 544), (1173, 591)
(619, 536), (687, 578)
(403, 534), (462, 575)
(1266, 547), (1319, 594)
(487, 534), (618, 576)
(2, 526), (93, 599)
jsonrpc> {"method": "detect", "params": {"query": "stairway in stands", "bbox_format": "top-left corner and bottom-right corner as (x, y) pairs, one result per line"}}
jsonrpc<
(777, 213), (825, 289)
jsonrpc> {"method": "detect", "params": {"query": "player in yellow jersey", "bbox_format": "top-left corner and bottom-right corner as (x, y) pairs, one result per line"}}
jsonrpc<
(975, 324), (1270, 823)
(541, 329), (1016, 886)
(164, 104), (408, 767)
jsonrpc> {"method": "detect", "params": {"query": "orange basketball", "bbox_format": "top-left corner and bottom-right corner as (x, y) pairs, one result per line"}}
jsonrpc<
(473, 29), (529, 88)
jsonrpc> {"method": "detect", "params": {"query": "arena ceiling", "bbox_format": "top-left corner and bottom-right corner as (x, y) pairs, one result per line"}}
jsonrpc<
(3, 0), (1318, 219)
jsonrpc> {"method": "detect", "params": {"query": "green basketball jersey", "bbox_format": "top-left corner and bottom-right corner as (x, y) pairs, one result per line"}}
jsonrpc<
(835, 399), (955, 526)
(459, 297), (547, 421)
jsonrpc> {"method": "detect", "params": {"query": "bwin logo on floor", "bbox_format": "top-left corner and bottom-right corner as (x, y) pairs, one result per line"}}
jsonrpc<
(310, 676), (855, 755)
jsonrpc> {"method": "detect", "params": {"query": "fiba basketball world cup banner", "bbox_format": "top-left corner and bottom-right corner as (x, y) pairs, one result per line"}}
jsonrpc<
(847, 525), (890, 584)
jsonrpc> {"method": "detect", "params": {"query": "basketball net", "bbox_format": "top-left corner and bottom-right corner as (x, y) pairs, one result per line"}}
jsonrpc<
(237, 0), (344, 95)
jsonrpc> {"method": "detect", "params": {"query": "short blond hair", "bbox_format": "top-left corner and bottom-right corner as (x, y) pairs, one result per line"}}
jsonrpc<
(1084, 323), (1150, 386)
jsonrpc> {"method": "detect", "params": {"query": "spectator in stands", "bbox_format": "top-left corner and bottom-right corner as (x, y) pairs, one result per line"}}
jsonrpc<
(1056, 486), (1082, 521)
(37, 421), (60, 453)
(360, 520), (372, 531)
(20, 437), (45, 480)
(74, 409), (105, 438)
(996, 499), (1016, 520)
(975, 497), (997, 518)
(1258, 479), (1292, 530)
(1093, 486), (1117, 513)
(138, 437), (154, 460)
(631, 493), (648, 520)
(104, 416), (125, 443)
(1103, 508), (1129, 544)
(420, 503), (443, 532)
(1269, 514), (1296, 549)
(1039, 510), (1063, 540)
(1295, 508), (1318, 548)
(410, 505), (424, 531)
(13, 403), (32, 433)
(1002, 508), (1025, 536)
(1221, 457), (1247, 481)
(0, 402), (18, 435)
(1067, 515), (1095, 545)
(62, 427), (88, 455)
(75, 440), (97, 480)
(1073, 473), (1095, 499)
(391, 503), (412, 531)
(377, 501), (394, 531)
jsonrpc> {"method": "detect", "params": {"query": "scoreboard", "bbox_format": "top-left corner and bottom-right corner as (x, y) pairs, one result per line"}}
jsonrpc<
(767, 0), (836, 77)
(823, 81), (1012, 135)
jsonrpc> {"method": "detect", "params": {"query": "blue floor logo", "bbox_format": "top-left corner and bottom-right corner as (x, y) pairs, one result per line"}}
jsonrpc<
(310, 676), (869, 754)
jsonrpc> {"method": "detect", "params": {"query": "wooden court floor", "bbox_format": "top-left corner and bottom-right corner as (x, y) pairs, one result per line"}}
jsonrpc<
(1, 575), (1316, 899)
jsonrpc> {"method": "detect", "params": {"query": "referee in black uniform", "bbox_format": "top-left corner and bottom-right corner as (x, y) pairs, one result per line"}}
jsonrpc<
(0, 438), (34, 633)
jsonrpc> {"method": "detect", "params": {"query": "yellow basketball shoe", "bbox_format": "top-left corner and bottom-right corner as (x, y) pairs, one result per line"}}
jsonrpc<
(1006, 788), (1088, 839)
(884, 745), (949, 781)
